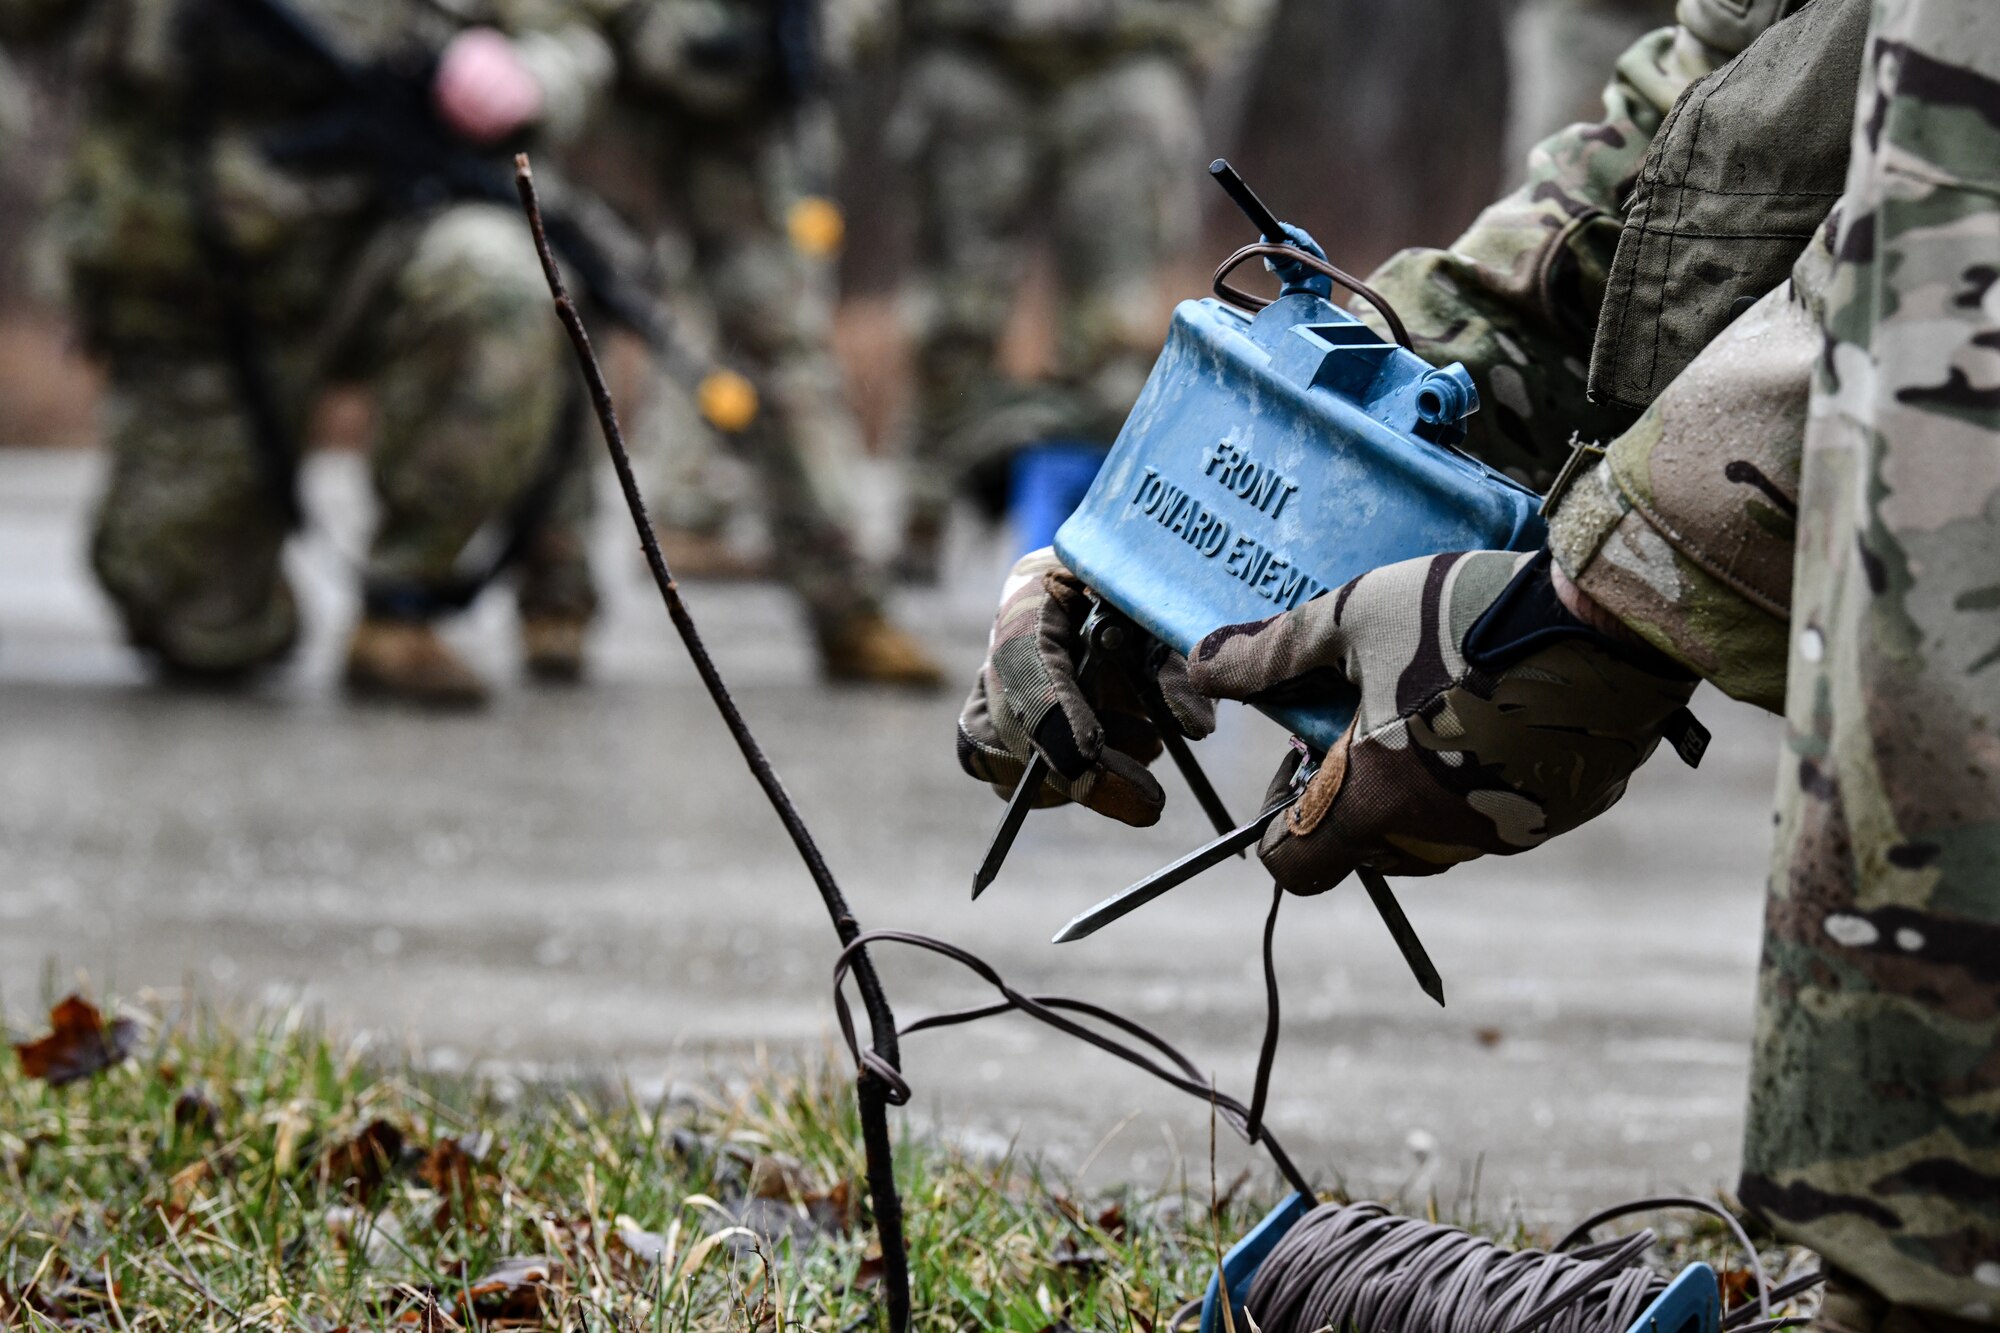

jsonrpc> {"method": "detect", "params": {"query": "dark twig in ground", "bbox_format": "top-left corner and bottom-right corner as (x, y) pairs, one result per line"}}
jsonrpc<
(514, 152), (911, 1333)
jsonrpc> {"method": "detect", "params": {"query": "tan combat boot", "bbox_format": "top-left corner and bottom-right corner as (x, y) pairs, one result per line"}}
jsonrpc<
(817, 611), (946, 689)
(343, 618), (489, 710)
(1813, 1272), (1992, 1333)
(521, 614), (588, 684)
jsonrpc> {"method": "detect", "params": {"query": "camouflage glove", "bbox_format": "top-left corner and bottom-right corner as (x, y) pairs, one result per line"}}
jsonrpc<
(1187, 550), (1703, 894)
(957, 549), (1216, 827)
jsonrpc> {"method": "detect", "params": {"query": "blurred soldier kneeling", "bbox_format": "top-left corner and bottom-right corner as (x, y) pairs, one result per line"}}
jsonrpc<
(4, 0), (619, 706)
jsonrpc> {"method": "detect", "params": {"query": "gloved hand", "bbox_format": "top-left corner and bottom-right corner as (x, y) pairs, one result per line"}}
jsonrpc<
(957, 549), (1215, 826)
(1187, 550), (1703, 894)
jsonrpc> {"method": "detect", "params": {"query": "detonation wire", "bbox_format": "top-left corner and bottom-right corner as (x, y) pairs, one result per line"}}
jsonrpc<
(830, 927), (1312, 1199)
(1212, 241), (1414, 351)
(1234, 1196), (1815, 1333)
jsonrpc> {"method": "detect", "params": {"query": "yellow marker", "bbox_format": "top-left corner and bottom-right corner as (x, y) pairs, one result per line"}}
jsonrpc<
(698, 369), (759, 433)
(786, 195), (845, 259)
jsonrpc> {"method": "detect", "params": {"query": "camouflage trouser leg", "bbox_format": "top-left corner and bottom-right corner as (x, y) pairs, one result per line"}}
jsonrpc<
(515, 391), (600, 623)
(897, 46), (1201, 522)
(895, 44), (1042, 526)
(642, 357), (739, 536)
(1738, 0), (2000, 1318)
(677, 119), (881, 633)
(89, 356), (300, 673)
(1047, 52), (1202, 443)
(364, 203), (576, 619)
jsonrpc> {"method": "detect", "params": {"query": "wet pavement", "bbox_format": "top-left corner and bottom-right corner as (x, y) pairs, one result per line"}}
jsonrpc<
(0, 446), (1785, 1221)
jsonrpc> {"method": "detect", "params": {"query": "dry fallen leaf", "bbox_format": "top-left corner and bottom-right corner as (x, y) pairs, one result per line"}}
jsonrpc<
(463, 1255), (559, 1325)
(747, 1153), (816, 1201)
(167, 1159), (212, 1210)
(1050, 1232), (1105, 1275)
(319, 1119), (406, 1201)
(419, 1136), (483, 1226)
(390, 1291), (462, 1330)
(3, 1263), (118, 1324)
(731, 1197), (817, 1253)
(173, 1084), (221, 1135)
(13, 994), (139, 1087)
(802, 1177), (856, 1236)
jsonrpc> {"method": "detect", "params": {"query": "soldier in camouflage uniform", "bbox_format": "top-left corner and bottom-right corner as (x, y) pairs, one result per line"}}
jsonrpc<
(890, 0), (1256, 581)
(0, 0), (615, 705)
(588, 0), (942, 687)
(961, 0), (2000, 1322)
(1734, 6), (2000, 1322)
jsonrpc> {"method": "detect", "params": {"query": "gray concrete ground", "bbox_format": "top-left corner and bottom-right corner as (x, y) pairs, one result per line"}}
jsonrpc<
(0, 446), (1784, 1222)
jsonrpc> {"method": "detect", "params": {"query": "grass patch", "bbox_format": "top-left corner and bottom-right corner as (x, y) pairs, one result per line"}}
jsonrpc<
(0, 994), (1281, 1330)
(0, 994), (1813, 1331)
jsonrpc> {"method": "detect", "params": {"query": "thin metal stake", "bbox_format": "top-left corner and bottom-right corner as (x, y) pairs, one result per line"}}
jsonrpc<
(973, 753), (1046, 899)
(1158, 725), (1238, 843)
(1360, 868), (1444, 1007)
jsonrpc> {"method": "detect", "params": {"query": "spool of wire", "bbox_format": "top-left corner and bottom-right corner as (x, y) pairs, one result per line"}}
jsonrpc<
(1238, 1198), (1817, 1333)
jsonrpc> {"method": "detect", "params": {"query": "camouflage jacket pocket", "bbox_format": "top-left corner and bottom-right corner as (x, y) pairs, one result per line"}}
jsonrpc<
(1589, 0), (1867, 413)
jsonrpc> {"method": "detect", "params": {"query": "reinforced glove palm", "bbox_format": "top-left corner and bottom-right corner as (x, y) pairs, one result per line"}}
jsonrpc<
(958, 549), (1215, 826)
(1188, 550), (1701, 894)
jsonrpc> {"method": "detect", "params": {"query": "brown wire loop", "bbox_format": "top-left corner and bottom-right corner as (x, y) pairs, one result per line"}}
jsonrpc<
(830, 928), (1315, 1199)
(857, 1052), (913, 1106)
(1212, 242), (1417, 352)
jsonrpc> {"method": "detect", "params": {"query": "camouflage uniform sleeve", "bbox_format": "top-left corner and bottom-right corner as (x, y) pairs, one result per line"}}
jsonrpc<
(1541, 231), (1828, 714)
(1738, 1), (2000, 1317)
(1362, 0), (1814, 487)
(1357, 23), (1730, 486)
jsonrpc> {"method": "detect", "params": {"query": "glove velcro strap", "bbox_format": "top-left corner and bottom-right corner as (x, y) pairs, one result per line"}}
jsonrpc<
(1462, 550), (1697, 682)
(1660, 708), (1712, 769)
(1463, 551), (1708, 770)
